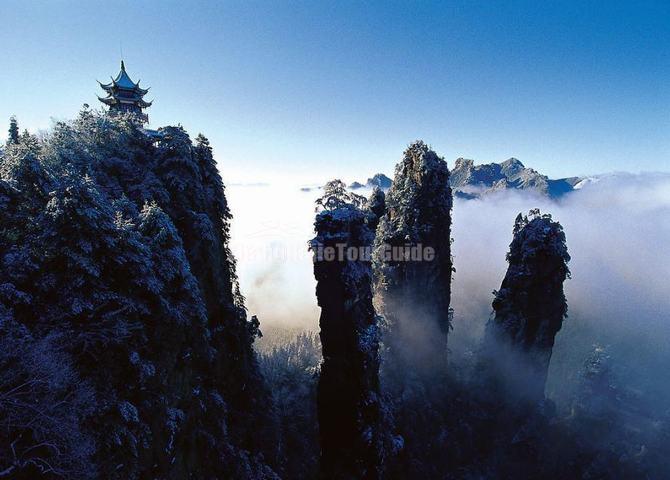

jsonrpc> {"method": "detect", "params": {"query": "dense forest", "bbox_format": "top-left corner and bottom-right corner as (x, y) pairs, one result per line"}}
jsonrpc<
(1, 112), (668, 479)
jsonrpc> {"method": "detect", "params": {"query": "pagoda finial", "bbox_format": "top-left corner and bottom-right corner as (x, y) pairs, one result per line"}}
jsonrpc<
(98, 61), (151, 124)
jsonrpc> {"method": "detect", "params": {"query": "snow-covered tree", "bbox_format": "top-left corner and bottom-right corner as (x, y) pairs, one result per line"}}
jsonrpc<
(42, 109), (158, 205)
(0, 108), (279, 479)
(0, 323), (95, 479)
(7, 116), (19, 145)
(316, 179), (367, 212)
(258, 331), (321, 479)
(0, 131), (48, 209)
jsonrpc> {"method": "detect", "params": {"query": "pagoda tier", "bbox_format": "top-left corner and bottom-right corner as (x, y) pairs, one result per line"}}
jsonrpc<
(98, 61), (152, 120)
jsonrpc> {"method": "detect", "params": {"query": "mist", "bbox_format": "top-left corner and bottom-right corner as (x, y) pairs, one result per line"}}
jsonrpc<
(449, 173), (670, 408)
(227, 183), (321, 331)
(228, 172), (670, 408)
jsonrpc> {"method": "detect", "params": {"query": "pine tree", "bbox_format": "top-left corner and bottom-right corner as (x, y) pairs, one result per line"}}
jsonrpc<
(7, 116), (19, 145)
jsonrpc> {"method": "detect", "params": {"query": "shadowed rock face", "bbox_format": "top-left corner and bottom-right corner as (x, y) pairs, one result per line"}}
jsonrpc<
(374, 141), (453, 375)
(484, 209), (570, 403)
(311, 184), (382, 480)
(366, 187), (386, 233)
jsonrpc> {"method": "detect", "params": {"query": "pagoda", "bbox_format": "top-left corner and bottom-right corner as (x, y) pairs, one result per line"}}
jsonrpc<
(98, 61), (152, 123)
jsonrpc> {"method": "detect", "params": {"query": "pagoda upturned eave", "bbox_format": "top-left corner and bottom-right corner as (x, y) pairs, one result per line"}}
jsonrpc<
(98, 79), (150, 96)
(98, 95), (153, 108)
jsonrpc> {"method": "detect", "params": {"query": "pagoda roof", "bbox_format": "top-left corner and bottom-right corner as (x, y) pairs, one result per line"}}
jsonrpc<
(98, 94), (153, 108)
(98, 61), (150, 95)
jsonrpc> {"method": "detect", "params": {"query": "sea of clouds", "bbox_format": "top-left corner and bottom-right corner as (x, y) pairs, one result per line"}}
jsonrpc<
(227, 172), (670, 408)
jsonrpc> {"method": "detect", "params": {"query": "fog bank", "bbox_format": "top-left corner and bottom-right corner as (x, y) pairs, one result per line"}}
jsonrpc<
(228, 173), (670, 406)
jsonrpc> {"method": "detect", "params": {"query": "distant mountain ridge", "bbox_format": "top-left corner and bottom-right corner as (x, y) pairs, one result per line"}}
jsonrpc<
(349, 173), (392, 190)
(450, 158), (580, 199)
(337, 159), (581, 199)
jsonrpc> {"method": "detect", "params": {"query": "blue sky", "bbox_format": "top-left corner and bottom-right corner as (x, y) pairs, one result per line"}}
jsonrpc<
(1, 0), (668, 183)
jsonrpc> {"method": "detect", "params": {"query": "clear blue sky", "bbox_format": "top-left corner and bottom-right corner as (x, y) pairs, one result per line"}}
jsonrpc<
(1, 0), (668, 183)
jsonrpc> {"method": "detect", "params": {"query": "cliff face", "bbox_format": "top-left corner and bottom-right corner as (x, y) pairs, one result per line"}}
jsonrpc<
(373, 141), (453, 375)
(0, 110), (275, 479)
(311, 181), (383, 480)
(153, 127), (274, 467)
(483, 209), (570, 403)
